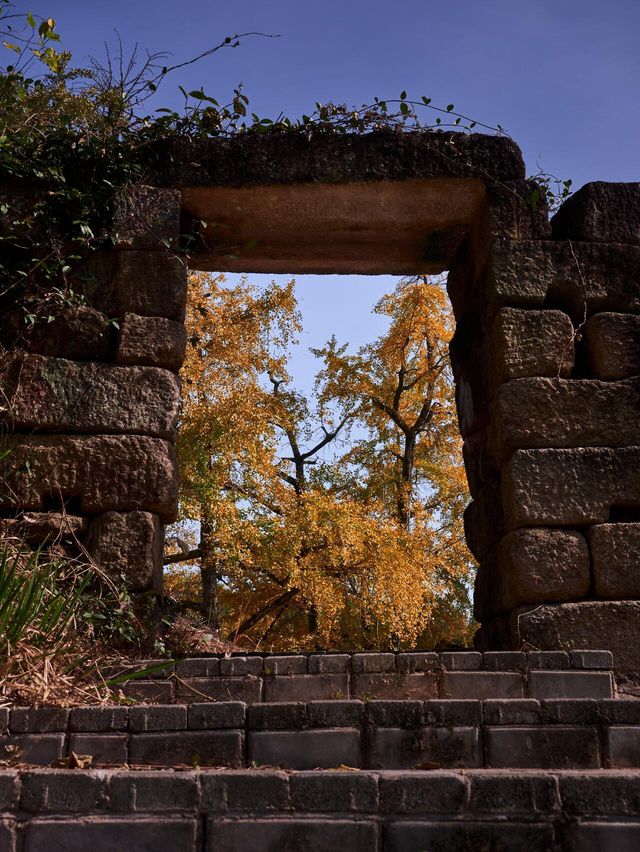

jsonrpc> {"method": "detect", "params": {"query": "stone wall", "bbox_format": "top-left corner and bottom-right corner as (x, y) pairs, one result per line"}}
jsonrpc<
(1, 133), (638, 667)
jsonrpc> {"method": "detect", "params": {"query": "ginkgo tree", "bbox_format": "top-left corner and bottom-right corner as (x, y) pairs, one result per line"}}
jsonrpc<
(165, 271), (475, 650)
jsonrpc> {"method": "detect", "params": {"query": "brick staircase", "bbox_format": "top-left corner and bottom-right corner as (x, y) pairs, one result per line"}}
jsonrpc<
(2, 651), (640, 850)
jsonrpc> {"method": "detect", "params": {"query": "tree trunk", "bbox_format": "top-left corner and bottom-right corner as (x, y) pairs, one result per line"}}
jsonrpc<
(199, 513), (220, 630)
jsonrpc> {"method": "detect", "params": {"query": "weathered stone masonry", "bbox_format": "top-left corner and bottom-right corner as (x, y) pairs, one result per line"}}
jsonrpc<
(1, 133), (639, 669)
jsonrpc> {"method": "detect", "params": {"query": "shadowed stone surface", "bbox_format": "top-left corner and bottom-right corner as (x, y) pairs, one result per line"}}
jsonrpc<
(551, 181), (640, 244)
(87, 512), (164, 591)
(584, 313), (640, 380)
(588, 523), (640, 598)
(115, 313), (187, 372)
(490, 308), (574, 386)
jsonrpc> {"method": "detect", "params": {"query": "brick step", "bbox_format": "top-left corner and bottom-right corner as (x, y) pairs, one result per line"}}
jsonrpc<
(113, 650), (616, 703)
(4, 767), (640, 851)
(5, 698), (640, 770)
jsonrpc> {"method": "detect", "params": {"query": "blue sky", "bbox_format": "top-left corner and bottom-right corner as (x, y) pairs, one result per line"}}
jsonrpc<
(15, 0), (640, 394)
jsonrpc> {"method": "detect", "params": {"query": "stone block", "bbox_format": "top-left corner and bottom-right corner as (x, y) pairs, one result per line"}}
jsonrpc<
(512, 602), (640, 673)
(177, 676), (262, 704)
(491, 308), (574, 387)
(486, 239), (640, 318)
(584, 312), (640, 379)
(588, 523), (640, 598)
(570, 649), (614, 670)
(87, 512), (163, 591)
(485, 726), (600, 768)
(463, 479), (505, 559)
(264, 674), (348, 702)
(560, 822), (640, 852)
(441, 651), (482, 670)
(247, 703), (307, 731)
(67, 734), (128, 765)
(0, 435), (179, 522)
(368, 727), (481, 769)
(115, 313), (186, 373)
(386, 822), (554, 852)
(129, 731), (243, 768)
(441, 672), (524, 700)
(120, 680), (175, 702)
(491, 378), (640, 460)
(112, 185), (181, 250)
(24, 818), (197, 852)
(559, 771), (640, 813)
(205, 819), (377, 852)
(307, 653), (351, 674)
(21, 769), (108, 812)
(0, 352), (180, 440)
(600, 700), (640, 725)
(0, 773), (19, 810)
(219, 656), (263, 677)
(75, 251), (188, 321)
(482, 700), (540, 725)
(352, 672), (438, 700)
(351, 653), (396, 673)
(306, 701), (364, 728)
(527, 651), (570, 670)
(128, 705), (186, 732)
(175, 658), (220, 677)
(108, 771), (199, 812)
(188, 702), (246, 730)
(68, 707), (128, 732)
(289, 771), (377, 812)
(0, 513), (87, 550)
(551, 181), (640, 244)
(9, 707), (68, 733)
(423, 700), (482, 727)
(538, 699), (601, 725)
(468, 770), (560, 812)
(502, 447), (640, 528)
(396, 652), (439, 672)
(201, 770), (289, 812)
(21, 306), (114, 362)
(606, 727), (640, 768)
(248, 729), (361, 770)
(0, 820), (13, 852)
(487, 528), (591, 615)
(262, 655), (307, 676)
(486, 178), (551, 240)
(482, 651), (527, 671)
(378, 770), (467, 813)
(365, 701), (423, 728)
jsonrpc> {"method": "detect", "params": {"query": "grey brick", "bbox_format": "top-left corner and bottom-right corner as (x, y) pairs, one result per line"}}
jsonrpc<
(482, 700), (540, 725)
(249, 729), (361, 770)
(263, 656), (307, 675)
(0, 773), (19, 810)
(396, 653), (439, 673)
(290, 771), (377, 812)
(486, 726), (600, 768)
(307, 654), (351, 674)
(606, 727), (640, 768)
(378, 770), (467, 813)
(264, 674), (348, 702)
(247, 703), (307, 731)
(570, 650), (613, 670)
(468, 770), (560, 812)
(175, 657), (220, 677)
(600, 699), (640, 725)
(365, 701), (423, 728)
(128, 704), (187, 732)
(109, 771), (200, 812)
(69, 707), (128, 733)
(219, 656), (263, 676)
(560, 771), (640, 814)
(120, 680), (175, 702)
(561, 822), (640, 852)
(176, 677), (262, 704)
(351, 653), (395, 673)
(201, 770), (289, 812)
(483, 651), (527, 671)
(1, 735), (64, 766)
(527, 651), (570, 670)
(205, 819), (377, 852)
(353, 672), (438, 700)
(188, 702), (245, 730)
(21, 769), (109, 812)
(527, 671), (613, 699)
(386, 821), (554, 852)
(306, 701), (364, 728)
(129, 731), (244, 768)
(9, 707), (68, 733)
(68, 734), (127, 765)
(441, 672), (524, 699)
(25, 818), (197, 852)
(539, 699), (600, 725)
(368, 727), (480, 770)
(424, 700), (482, 727)
(441, 652), (482, 670)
